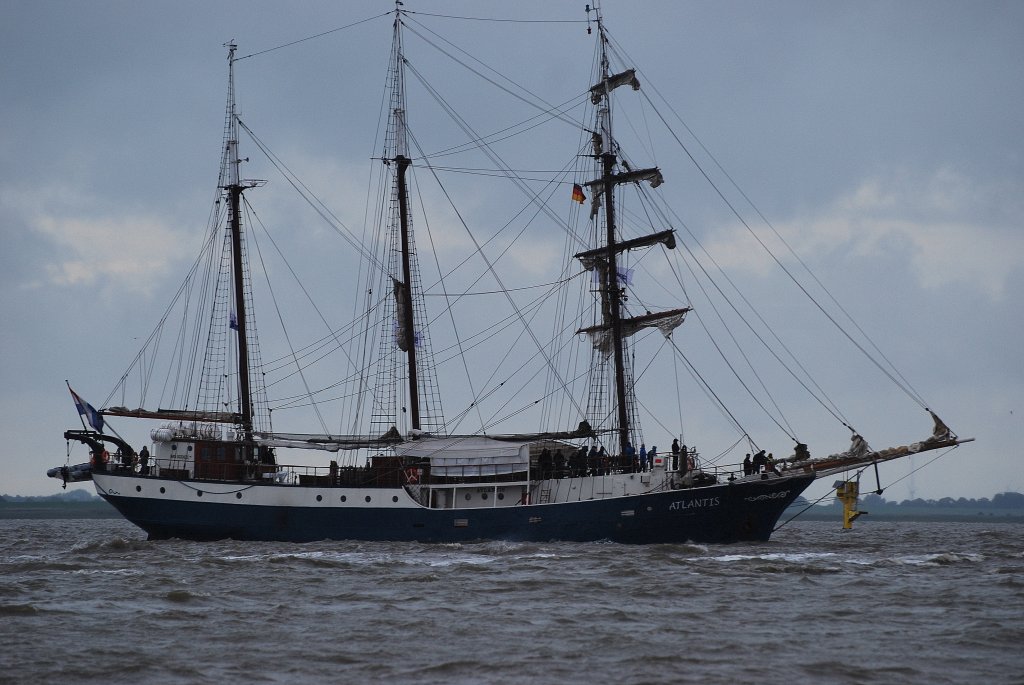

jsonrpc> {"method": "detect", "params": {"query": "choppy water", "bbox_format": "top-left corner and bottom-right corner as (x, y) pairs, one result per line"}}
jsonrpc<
(1, 518), (1021, 684)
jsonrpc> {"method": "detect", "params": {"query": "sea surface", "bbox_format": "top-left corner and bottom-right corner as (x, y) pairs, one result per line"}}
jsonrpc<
(1, 518), (1021, 684)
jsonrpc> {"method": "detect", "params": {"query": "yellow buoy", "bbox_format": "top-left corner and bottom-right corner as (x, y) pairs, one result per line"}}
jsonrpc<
(834, 479), (866, 529)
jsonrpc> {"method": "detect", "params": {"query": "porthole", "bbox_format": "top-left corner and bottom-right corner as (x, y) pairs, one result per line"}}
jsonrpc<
(392, 496), (399, 503)
(365, 495), (372, 503)
(340, 495), (347, 502)
(465, 493), (472, 501)
(159, 487), (166, 494)
(481, 493), (488, 500)
(236, 492), (242, 500)
(135, 485), (142, 493)
(197, 490), (203, 497)
(316, 495), (323, 502)
(497, 493), (505, 500)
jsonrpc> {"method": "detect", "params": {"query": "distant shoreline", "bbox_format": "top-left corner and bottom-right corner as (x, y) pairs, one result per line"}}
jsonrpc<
(793, 508), (1024, 524)
(0, 500), (121, 520)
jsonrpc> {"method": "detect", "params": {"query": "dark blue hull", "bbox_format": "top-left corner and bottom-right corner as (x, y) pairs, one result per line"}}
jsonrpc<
(99, 473), (815, 544)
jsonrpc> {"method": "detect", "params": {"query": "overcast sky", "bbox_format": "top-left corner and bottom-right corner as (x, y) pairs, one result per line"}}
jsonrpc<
(2, 1), (1021, 502)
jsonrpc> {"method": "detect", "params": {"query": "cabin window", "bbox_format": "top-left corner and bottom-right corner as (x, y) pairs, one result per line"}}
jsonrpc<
(316, 495), (323, 502)
(340, 495), (347, 502)
(392, 496), (399, 502)
(135, 486), (141, 492)
(365, 496), (371, 503)
(236, 493), (242, 499)
(481, 493), (488, 500)
(159, 487), (165, 494)
(465, 493), (472, 501)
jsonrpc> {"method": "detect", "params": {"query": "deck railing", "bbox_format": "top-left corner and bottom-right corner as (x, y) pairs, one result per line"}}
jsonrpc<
(105, 448), (793, 490)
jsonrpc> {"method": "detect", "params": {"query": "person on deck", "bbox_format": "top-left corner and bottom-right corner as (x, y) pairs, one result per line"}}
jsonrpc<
(553, 449), (565, 479)
(139, 445), (150, 475)
(639, 444), (648, 472)
(539, 448), (552, 479)
(752, 450), (766, 474)
(574, 446), (588, 477)
(92, 447), (107, 472)
(743, 453), (752, 476)
(671, 439), (680, 470)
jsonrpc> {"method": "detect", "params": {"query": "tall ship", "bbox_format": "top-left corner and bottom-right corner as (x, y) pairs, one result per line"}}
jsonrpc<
(49, 5), (968, 543)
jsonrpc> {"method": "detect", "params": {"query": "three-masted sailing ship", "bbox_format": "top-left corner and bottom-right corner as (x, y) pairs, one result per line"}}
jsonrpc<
(49, 5), (968, 543)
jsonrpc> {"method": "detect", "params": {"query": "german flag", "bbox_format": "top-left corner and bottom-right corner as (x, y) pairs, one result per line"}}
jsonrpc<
(571, 183), (586, 203)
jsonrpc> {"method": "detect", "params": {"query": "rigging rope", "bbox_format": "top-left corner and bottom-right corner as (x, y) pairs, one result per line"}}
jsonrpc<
(399, 62), (590, 422)
(404, 10), (588, 24)
(614, 43), (931, 416)
(243, 198), (330, 435)
(235, 13), (391, 61)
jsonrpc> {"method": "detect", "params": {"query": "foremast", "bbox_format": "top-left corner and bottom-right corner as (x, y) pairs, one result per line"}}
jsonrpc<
(98, 44), (270, 436)
(580, 6), (688, 455)
(225, 43), (253, 443)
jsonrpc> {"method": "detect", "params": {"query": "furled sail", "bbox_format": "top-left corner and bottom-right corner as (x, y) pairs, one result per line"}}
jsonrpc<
(101, 407), (243, 424)
(574, 229), (676, 270)
(590, 68), (640, 104)
(578, 308), (690, 356)
(254, 426), (403, 452)
(393, 278), (412, 352)
(584, 166), (663, 219)
(486, 420), (595, 442)
(585, 166), (664, 190)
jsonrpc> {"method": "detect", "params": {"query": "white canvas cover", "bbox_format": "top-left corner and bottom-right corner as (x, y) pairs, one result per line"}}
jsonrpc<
(394, 436), (531, 477)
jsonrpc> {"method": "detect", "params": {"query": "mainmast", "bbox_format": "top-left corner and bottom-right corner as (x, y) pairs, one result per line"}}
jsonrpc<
(395, 155), (419, 430)
(391, 13), (420, 431)
(374, 7), (447, 437)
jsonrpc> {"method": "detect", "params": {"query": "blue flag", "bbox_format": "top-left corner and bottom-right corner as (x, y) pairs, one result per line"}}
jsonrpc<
(69, 387), (104, 432)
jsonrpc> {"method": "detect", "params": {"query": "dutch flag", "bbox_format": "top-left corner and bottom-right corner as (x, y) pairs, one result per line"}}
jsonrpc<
(68, 386), (104, 432)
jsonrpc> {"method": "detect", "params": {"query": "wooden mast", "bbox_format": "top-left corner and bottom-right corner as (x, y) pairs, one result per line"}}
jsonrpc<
(392, 9), (420, 431)
(601, 150), (631, 456)
(395, 154), (420, 430)
(594, 13), (631, 457)
(225, 42), (253, 446)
